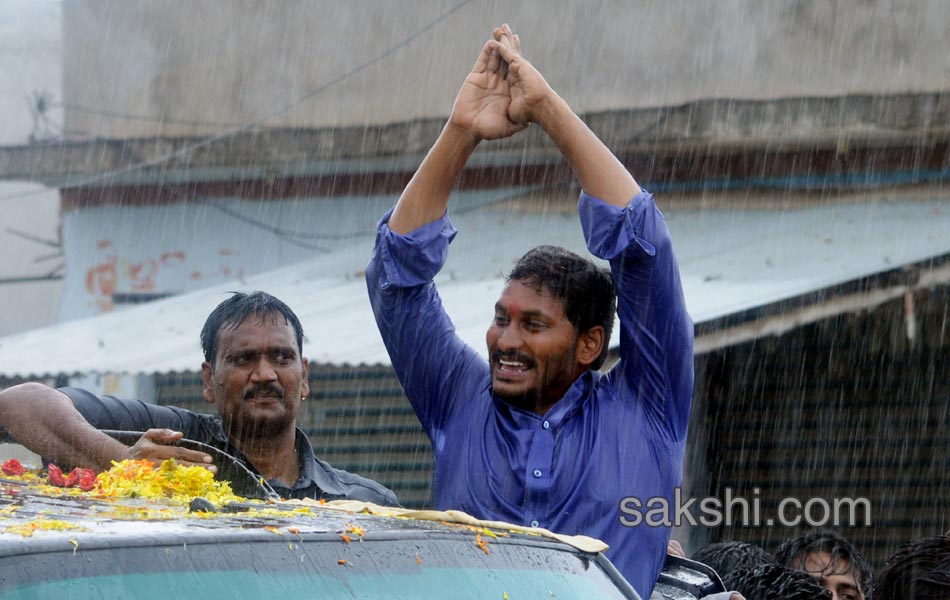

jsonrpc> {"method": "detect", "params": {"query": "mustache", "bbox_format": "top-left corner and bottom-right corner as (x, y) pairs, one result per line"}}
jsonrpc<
(244, 383), (284, 400)
(491, 350), (534, 366)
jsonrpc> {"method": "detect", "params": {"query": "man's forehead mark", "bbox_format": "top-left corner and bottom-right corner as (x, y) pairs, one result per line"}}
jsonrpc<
(496, 300), (548, 320)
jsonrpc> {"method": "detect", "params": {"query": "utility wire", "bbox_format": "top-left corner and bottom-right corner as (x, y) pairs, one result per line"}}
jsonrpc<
(0, 0), (473, 203)
(204, 185), (545, 247)
(49, 102), (249, 129)
(0, 274), (64, 285)
(203, 201), (332, 252)
(5, 227), (61, 248)
(206, 200), (373, 242)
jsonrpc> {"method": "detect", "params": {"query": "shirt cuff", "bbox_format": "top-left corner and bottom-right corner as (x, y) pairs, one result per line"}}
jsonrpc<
(579, 190), (657, 261)
(374, 207), (458, 288)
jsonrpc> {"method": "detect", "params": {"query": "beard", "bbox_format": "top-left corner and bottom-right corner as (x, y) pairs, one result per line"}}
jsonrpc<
(222, 383), (297, 442)
(491, 346), (578, 412)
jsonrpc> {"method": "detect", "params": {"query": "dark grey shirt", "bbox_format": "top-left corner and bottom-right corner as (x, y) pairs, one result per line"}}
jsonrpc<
(61, 387), (398, 506)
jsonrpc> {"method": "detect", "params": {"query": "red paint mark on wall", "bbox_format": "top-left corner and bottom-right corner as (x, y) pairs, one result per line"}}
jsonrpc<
(127, 259), (158, 291)
(160, 251), (185, 265)
(84, 246), (244, 313)
(85, 256), (118, 297)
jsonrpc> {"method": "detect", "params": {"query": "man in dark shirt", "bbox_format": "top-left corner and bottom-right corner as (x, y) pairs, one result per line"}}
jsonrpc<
(0, 291), (397, 505)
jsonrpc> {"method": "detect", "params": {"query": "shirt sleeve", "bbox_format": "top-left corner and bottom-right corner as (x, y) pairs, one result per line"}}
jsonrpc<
(61, 387), (212, 442)
(365, 209), (489, 439)
(579, 191), (694, 443)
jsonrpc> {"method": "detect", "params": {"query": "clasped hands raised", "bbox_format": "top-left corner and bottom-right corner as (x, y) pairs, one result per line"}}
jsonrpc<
(449, 24), (556, 142)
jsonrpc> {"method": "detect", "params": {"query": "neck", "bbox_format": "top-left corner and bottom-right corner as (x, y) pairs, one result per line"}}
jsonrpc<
(231, 427), (299, 487)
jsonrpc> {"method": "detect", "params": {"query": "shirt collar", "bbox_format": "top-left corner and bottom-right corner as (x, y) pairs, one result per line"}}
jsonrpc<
(492, 370), (597, 427)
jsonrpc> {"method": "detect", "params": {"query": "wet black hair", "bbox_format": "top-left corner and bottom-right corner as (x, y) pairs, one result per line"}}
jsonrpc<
(200, 291), (304, 365)
(874, 535), (950, 600)
(775, 529), (873, 596)
(691, 541), (777, 581)
(507, 245), (616, 369)
(723, 563), (832, 600)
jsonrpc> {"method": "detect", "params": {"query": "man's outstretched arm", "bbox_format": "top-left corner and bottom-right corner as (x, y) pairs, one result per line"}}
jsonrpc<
(388, 38), (525, 234)
(0, 382), (215, 472)
(490, 25), (641, 207)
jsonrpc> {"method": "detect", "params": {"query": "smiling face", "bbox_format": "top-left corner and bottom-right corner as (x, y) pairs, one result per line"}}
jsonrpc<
(201, 313), (309, 442)
(802, 552), (865, 600)
(486, 280), (603, 414)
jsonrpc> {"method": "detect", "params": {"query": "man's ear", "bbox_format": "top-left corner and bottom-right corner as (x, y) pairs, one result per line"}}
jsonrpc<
(201, 362), (215, 404)
(300, 357), (310, 399)
(575, 326), (605, 367)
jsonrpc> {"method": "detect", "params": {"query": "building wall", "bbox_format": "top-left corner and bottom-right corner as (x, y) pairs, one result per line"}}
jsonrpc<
(63, 0), (950, 138)
(0, 1), (63, 336)
(56, 187), (525, 320)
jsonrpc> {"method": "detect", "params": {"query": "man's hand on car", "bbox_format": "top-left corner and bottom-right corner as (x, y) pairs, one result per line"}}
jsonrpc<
(125, 428), (217, 473)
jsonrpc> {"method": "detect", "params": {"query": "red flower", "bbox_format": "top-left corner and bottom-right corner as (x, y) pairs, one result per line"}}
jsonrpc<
(1, 458), (25, 476)
(47, 464), (67, 487)
(77, 469), (97, 492)
(64, 468), (80, 488)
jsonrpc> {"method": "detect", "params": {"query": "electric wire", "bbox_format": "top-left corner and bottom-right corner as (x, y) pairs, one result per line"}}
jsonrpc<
(0, 0), (473, 203)
(49, 102), (249, 129)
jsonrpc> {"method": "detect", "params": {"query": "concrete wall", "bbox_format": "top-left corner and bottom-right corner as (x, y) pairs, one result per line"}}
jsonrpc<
(0, 1), (63, 336)
(63, 0), (950, 139)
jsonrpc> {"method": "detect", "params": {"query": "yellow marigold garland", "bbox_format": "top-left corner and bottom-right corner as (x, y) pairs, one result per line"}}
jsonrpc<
(96, 459), (242, 506)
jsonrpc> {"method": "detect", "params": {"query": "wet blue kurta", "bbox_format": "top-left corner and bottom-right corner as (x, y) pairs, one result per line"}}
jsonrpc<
(366, 191), (694, 598)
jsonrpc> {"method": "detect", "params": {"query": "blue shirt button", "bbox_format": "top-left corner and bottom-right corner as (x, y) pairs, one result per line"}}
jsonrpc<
(530, 520), (540, 528)
(533, 469), (542, 478)
(542, 420), (550, 430)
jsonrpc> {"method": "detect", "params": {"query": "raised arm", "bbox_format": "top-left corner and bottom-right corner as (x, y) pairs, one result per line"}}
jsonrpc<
(0, 382), (215, 472)
(494, 26), (692, 439)
(388, 39), (526, 234)
(489, 25), (641, 207)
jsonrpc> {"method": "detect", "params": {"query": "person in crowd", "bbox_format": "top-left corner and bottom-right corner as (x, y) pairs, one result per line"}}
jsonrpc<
(776, 529), (872, 600)
(366, 24), (693, 598)
(692, 540), (779, 582)
(874, 534), (950, 600)
(0, 291), (397, 505)
(724, 563), (832, 600)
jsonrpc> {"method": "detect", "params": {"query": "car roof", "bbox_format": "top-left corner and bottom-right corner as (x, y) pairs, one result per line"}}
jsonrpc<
(0, 473), (595, 558)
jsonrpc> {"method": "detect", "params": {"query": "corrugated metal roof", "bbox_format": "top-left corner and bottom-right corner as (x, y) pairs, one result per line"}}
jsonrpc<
(1, 193), (949, 376)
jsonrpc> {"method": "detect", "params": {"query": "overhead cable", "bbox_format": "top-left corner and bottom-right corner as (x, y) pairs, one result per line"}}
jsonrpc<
(0, 0), (473, 203)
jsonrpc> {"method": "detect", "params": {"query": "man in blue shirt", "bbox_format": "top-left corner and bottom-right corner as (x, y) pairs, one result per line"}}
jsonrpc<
(366, 25), (693, 597)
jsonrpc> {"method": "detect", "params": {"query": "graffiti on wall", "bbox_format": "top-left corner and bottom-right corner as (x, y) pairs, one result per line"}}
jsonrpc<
(84, 240), (245, 313)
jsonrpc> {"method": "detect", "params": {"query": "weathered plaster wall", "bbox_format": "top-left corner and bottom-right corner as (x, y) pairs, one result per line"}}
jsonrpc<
(63, 1), (950, 138)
